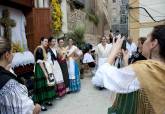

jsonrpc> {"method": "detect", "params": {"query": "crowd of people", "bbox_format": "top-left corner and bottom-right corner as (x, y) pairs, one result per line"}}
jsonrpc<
(0, 36), (83, 113)
(92, 25), (165, 114)
(0, 24), (165, 114)
(33, 37), (83, 111)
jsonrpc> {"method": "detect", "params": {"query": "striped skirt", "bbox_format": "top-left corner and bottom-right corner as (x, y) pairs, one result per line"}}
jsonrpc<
(108, 90), (155, 114)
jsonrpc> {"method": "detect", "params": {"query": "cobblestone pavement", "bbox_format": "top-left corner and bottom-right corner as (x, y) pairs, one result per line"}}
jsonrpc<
(41, 77), (114, 114)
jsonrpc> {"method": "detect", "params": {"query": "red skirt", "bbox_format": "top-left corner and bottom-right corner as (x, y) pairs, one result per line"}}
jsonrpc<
(55, 82), (66, 97)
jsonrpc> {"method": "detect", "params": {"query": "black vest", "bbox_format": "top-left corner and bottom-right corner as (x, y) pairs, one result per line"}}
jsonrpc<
(0, 66), (22, 89)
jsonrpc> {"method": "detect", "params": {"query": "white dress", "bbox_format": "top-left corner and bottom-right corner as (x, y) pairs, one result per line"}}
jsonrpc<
(95, 43), (112, 67)
(92, 63), (140, 93)
(47, 48), (64, 83)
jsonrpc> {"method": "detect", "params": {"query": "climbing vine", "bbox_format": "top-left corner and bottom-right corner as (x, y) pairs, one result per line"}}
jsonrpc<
(51, 0), (62, 34)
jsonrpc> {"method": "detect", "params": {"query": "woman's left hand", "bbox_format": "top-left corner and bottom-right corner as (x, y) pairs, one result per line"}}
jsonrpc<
(108, 37), (124, 64)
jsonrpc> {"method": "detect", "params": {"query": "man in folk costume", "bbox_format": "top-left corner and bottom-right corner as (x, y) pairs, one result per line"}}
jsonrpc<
(95, 36), (112, 68)
(94, 25), (165, 114)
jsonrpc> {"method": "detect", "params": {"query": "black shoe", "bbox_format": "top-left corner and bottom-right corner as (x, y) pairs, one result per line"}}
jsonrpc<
(46, 102), (53, 106)
(98, 87), (105, 90)
(41, 106), (47, 111)
(67, 91), (71, 94)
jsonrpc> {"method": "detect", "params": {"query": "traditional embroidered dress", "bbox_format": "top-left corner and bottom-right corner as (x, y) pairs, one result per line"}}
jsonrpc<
(47, 47), (66, 97)
(58, 47), (69, 89)
(108, 53), (147, 114)
(0, 66), (34, 114)
(66, 45), (82, 92)
(95, 43), (112, 67)
(0, 5), (28, 49)
(33, 46), (56, 104)
(94, 60), (165, 114)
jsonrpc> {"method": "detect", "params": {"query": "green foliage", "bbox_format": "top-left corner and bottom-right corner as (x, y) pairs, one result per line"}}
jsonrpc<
(86, 9), (99, 26)
(66, 23), (85, 48)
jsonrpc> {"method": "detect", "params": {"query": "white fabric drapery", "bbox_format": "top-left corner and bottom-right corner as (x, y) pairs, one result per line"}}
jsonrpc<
(0, 5), (28, 50)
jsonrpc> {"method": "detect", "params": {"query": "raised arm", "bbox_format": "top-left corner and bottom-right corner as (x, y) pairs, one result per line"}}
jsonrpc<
(92, 38), (140, 93)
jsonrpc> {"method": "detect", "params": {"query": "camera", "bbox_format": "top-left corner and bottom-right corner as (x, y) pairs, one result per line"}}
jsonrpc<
(121, 33), (127, 50)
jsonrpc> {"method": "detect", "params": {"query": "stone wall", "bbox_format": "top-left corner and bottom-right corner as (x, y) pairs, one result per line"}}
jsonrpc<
(66, 0), (106, 45)
(67, 9), (86, 31)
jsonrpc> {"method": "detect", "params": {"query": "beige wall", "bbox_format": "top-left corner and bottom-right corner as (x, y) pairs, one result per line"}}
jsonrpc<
(139, 0), (165, 37)
(129, 0), (140, 41)
(129, 0), (165, 41)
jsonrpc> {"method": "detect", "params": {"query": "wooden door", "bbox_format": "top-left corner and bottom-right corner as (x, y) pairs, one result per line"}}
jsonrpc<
(26, 8), (52, 52)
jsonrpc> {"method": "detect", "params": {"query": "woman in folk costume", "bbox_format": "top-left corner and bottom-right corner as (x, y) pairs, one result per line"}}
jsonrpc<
(95, 36), (112, 68)
(47, 37), (66, 97)
(33, 37), (56, 111)
(108, 37), (147, 114)
(57, 38), (70, 93)
(92, 36), (112, 89)
(0, 38), (41, 114)
(94, 25), (165, 114)
(66, 38), (83, 92)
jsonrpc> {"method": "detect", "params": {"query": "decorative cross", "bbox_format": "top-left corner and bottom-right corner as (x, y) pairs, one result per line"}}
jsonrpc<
(0, 9), (16, 41)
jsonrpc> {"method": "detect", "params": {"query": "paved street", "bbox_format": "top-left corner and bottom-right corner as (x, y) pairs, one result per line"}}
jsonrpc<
(42, 77), (114, 114)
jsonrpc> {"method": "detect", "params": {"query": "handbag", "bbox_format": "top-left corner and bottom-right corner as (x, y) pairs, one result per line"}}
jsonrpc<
(44, 61), (55, 86)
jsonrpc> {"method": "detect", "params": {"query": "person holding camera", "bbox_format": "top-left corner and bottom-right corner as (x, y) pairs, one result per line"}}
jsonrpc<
(94, 25), (165, 114)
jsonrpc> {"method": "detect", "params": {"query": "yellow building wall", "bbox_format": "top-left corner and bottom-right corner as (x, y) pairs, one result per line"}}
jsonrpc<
(129, 0), (140, 41)
(129, 0), (165, 41)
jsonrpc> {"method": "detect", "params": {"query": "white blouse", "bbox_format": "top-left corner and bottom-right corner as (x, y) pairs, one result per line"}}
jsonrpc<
(95, 43), (112, 58)
(83, 53), (94, 63)
(92, 63), (140, 93)
(0, 79), (34, 114)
